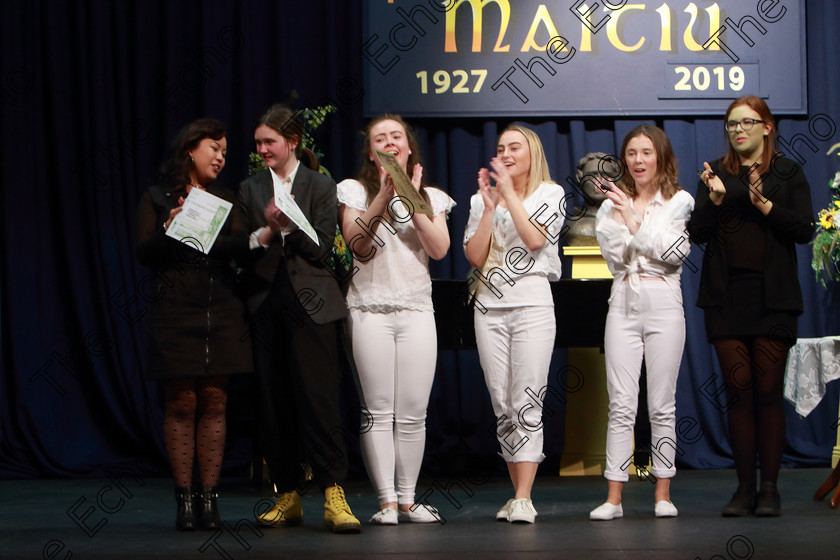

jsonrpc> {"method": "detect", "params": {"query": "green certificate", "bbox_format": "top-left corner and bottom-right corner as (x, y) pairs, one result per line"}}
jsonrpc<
(165, 188), (232, 254)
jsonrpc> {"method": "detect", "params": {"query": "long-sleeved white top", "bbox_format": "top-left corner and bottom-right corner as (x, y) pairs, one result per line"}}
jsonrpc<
(595, 188), (695, 310)
(337, 179), (455, 313)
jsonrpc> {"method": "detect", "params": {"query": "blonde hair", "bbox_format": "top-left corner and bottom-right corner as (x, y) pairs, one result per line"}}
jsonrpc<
(500, 124), (553, 198)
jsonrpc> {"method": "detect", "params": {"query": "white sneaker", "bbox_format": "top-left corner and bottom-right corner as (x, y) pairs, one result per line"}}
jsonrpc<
(508, 498), (537, 523)
(654, 500), (678, 518)
(496, 498), (515, 521)
(589, 502), (623, 521)
(399, 504), (441, 523)
(369, 506), (398, 525)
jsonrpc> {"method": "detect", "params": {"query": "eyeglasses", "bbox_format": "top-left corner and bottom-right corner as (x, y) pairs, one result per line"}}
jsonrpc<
(725, 118), (766, 132)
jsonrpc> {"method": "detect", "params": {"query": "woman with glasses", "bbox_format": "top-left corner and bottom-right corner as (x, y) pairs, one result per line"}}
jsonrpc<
(690, 96), (815, 517)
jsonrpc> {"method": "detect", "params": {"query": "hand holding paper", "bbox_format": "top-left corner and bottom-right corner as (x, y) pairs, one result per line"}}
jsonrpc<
(374, 149), (433, 216)
(165, 188), (232, 254)
(164, 196), (185, 231)
(269, 168), (320, 246)
(264, 199), (292, 231)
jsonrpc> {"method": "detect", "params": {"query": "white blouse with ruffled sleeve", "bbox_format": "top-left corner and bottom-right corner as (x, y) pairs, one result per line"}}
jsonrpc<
(337, 179), (456, 313)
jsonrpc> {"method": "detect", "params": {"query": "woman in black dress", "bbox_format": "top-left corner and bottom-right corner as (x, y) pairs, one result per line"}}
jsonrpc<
(136, 118), (252, 530)
(690, 96), (815, 517)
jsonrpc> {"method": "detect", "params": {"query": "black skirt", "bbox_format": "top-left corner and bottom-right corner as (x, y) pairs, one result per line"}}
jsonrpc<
(145, 261), (253, 380)
(703, 270), (797, 344)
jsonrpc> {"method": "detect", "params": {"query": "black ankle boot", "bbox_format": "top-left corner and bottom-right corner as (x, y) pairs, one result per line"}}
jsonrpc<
(755, 482), (781, 517)
(198, 486), (222, 530)
(175, 487), (197, 531)
(721, 488), (755, 517)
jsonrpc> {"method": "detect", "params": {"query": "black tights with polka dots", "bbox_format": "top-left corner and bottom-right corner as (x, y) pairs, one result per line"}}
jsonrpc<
(163, 377), (228, 488)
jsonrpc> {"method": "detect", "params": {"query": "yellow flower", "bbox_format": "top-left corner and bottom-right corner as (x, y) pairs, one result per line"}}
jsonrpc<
(819, 209), (834, 230)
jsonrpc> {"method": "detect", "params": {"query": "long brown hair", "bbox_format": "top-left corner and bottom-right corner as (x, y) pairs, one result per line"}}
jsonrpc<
(722, 95), (776, 177)
(357, 114), (428, 204)
(255, 104), (319, 171)
(619, 124), (681, 200)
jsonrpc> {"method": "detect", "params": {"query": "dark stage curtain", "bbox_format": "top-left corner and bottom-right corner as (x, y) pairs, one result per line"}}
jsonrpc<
(2, 0), (839, 479)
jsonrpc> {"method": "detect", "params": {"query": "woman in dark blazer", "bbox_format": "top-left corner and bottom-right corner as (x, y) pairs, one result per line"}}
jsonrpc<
(136, 118), (252, 531)
(690, 96), (815, 517)
(235, 104), (361, 534)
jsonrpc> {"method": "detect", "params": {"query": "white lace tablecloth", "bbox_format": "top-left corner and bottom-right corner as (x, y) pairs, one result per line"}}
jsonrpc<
(784, 336), (840, 417)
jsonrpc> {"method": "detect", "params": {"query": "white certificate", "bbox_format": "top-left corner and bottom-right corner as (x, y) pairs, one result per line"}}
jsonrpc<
(270, 168), (320, 246)
(165, 188), (232, 254)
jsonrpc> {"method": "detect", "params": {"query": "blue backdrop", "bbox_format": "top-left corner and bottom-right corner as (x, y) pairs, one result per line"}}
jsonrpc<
(1, 0), (838, 479)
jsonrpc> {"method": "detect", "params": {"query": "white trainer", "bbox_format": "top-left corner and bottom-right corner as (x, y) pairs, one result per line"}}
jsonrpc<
(496, 498), (515, 521)
(369, 506), (398, 525)
(654, 500), (678, 518)
(589, 502), (623, 521)
(508, 498), (537, 523)
(399, 504), (441, 523)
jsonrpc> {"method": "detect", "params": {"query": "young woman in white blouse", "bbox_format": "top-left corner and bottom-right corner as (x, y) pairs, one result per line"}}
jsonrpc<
(337, 114), (454, 525)
(464, 124), (565, 524)
(589, 125), (694, 521)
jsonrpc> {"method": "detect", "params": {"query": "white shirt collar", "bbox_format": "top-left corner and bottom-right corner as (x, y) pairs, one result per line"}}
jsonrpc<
(275, 161), (301, 193)
(631, 188), (666, 209)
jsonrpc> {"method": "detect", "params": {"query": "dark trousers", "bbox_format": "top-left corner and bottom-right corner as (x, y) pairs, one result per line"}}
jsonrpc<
(251, 264), (348, 493)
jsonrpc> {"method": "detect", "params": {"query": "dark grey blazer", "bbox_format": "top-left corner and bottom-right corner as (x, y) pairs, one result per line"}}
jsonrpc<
(236, 166), (347, 324)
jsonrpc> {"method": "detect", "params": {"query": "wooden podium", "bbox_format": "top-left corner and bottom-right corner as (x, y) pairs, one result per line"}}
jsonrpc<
(559, 246), (611, 476)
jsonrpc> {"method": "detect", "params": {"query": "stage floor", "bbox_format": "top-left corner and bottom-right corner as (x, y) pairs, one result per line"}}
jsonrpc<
(2, 468), (838, 559)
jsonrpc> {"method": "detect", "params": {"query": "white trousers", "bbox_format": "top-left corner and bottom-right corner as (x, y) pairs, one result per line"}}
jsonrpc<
(603, 280), (685, 482)
(474, 306), (556, 463)
(348, 309), (437, 505)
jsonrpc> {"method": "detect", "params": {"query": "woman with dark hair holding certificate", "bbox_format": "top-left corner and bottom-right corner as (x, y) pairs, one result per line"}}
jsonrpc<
(136, 118), (252, 531)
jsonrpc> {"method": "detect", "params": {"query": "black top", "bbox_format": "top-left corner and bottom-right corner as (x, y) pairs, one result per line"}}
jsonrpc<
(721, 172), (766, 272)
(688, 156), (815, 314)
(136, 184), (253, 379)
